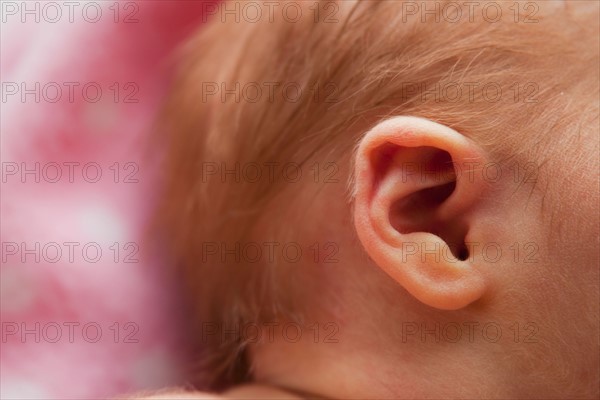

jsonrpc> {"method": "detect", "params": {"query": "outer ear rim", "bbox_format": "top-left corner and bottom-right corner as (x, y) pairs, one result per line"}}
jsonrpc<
(356, 117), (491, 218)
(352, 116), (488, 310)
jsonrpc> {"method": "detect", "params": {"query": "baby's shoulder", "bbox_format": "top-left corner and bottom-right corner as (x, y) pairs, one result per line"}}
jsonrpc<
(128, 384), (304, 399)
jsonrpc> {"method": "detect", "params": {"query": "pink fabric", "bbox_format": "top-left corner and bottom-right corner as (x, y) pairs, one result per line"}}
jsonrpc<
(1, 2), (215, 398)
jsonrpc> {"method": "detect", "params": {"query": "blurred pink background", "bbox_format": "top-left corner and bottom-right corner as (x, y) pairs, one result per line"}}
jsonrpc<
(1, 1), (216, 398)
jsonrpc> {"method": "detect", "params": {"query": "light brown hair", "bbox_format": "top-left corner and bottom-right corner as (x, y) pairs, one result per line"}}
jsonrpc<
(155, 0), (599, 390)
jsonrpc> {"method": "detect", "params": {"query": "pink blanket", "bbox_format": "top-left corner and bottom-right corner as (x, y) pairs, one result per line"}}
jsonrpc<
(1, 2), (215, 398)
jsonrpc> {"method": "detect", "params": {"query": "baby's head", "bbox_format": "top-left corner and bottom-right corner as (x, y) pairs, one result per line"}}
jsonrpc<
(156, 1), (599, 398)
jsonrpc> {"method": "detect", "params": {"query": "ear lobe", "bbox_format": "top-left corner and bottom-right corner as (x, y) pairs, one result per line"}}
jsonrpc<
(353, 116), (488, 310)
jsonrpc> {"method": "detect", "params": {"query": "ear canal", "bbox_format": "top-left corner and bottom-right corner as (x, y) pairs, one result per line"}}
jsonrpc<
(377, 145), (471, 261)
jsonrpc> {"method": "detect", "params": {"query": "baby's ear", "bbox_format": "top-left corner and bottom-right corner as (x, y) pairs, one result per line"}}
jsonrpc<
(352, 116), (492, 310)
